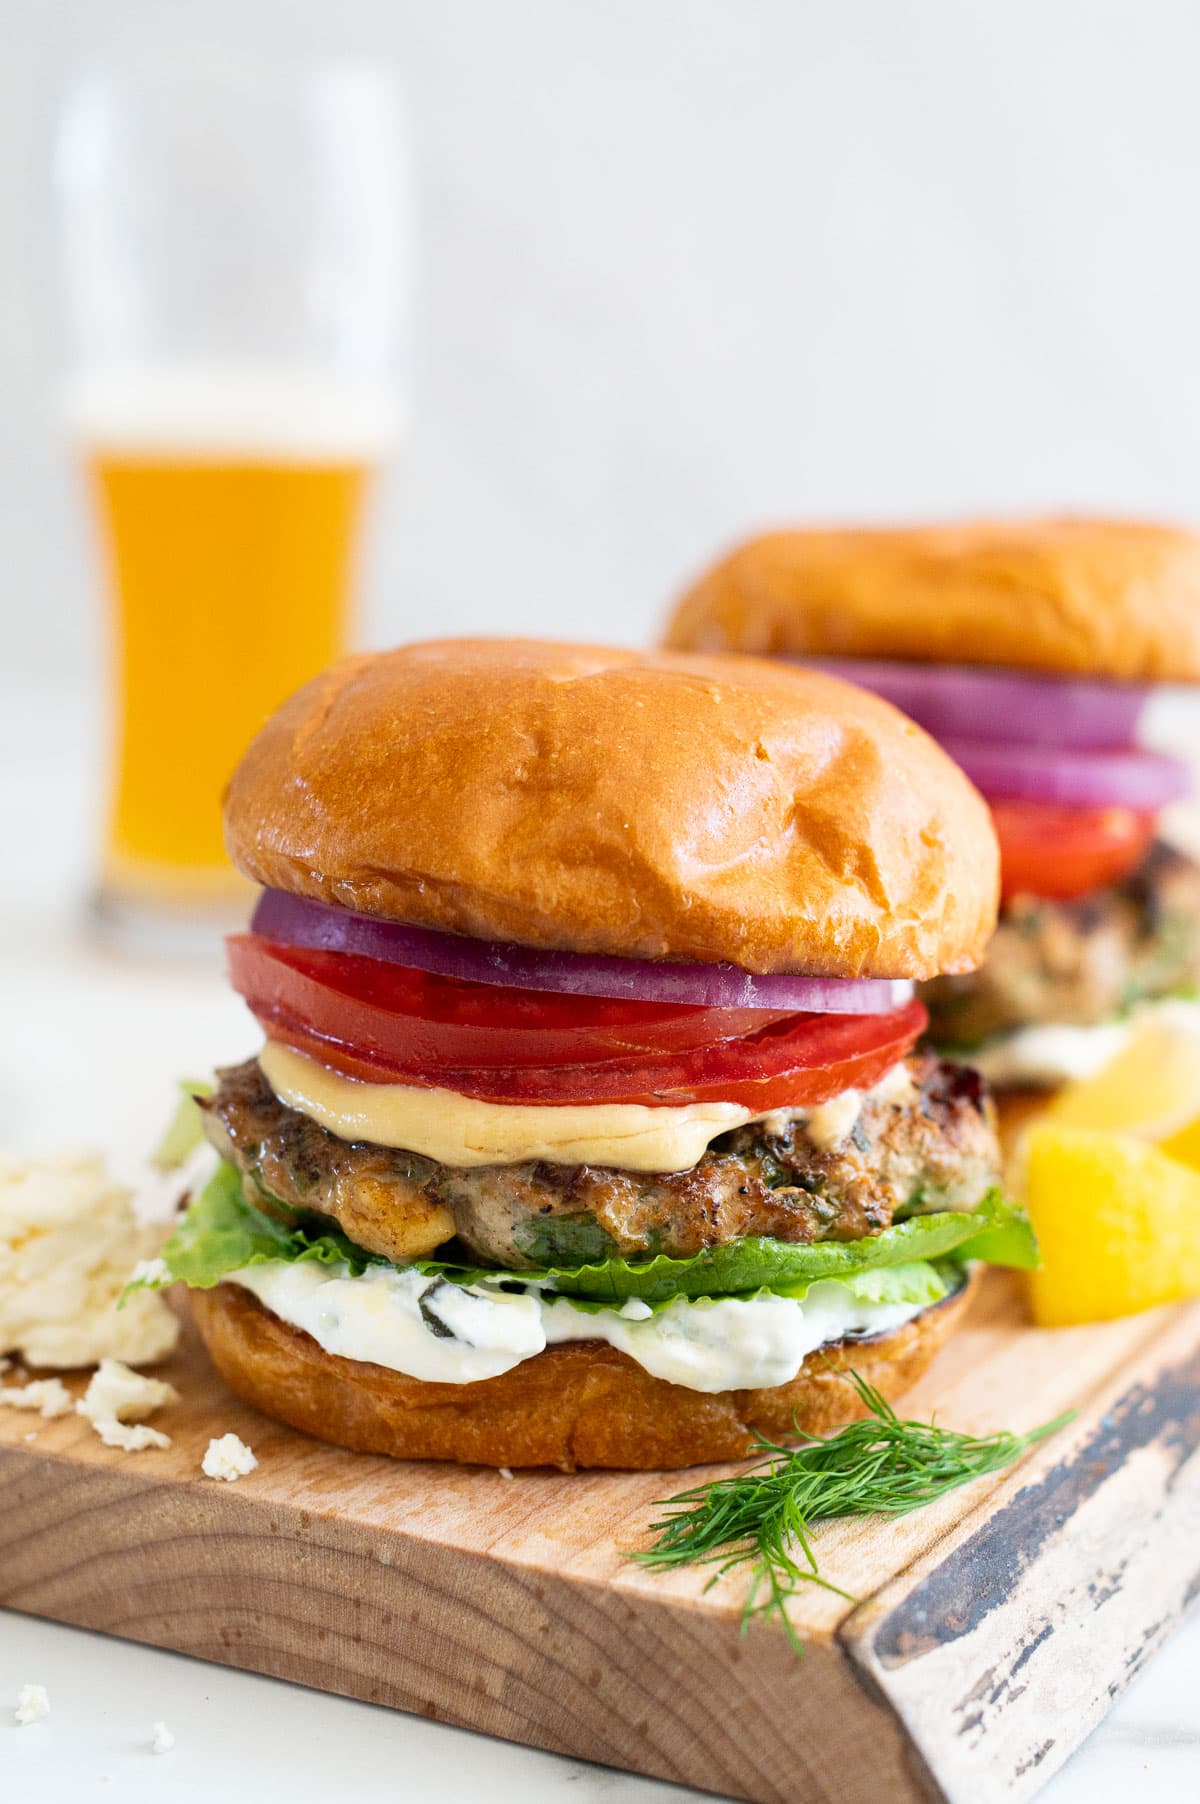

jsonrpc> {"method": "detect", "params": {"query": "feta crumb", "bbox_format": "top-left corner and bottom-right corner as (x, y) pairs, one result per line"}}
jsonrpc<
(129, 1256), (171, 1288)
(498, 1466), (514, 1480)
(150, 1720), (175, 1754)
(15, 1683), (49, 1724)
(0, 1377), (74, 1419)
(201, 1432), (257, 1482)
(77, 1359), (177, 1452)
(618, 1297), (654, 1321)
(93, 1420), (172, 1453)
(0, 1152), (179, 1369)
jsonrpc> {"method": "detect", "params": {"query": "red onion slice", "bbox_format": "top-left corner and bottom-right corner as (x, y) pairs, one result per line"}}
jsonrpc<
(249, 890), (915, 1014)
(938, 738), (1192, 809)
(803, 657), (1151, 749)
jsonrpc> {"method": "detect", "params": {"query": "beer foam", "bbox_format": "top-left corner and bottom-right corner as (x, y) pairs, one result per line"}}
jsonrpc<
(62, 362), (401, 460)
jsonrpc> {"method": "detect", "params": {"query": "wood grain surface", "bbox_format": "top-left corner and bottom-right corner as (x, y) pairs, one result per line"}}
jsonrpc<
(2, 1273), (1200, 1803)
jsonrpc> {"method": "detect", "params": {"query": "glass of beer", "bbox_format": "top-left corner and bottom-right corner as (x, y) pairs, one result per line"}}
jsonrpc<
(52, 55), (410, 950)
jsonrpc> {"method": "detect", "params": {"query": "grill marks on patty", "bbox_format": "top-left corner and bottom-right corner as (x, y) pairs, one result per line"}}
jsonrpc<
(920, 840), (1200, 1048)
(200, 1052), (999, 1268)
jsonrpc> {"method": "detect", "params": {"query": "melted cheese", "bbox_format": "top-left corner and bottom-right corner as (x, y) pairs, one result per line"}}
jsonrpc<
(259, 1042), (912, 1174)
(232, 1260), (929, 1393)
(260, 1042), (754, 1172)
(784, 1088), (863, 1151)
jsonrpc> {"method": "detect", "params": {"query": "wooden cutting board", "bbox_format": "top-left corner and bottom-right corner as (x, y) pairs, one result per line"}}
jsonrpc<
(2, 1271), (1200, 1804)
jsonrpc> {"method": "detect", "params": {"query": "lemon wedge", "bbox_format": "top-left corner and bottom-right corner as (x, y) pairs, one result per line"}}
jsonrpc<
(1041, 1010), (1200, 1141)
(1160, 1117), (1200, 1170)
(1026, 1124), (1200, 1326)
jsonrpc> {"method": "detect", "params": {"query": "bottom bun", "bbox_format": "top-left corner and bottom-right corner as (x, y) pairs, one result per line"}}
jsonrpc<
(191, 1270), (979, 1471)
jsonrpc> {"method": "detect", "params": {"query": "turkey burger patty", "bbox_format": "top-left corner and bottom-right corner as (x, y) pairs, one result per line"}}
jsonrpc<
(202, 1049), (999, 1268)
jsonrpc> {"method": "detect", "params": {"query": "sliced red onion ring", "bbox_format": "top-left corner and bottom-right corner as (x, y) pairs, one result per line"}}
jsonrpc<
(250, 890), (915, 1014)
(802, 657), (1151, 749)
(938, 738), (1192, 809)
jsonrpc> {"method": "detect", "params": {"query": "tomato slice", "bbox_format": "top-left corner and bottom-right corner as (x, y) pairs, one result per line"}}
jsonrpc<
(992, 800), (1157, 902)
(260, 1002), (926, 1110)
(228, 936), (794, 1069)
(229, 934), (925, 1110)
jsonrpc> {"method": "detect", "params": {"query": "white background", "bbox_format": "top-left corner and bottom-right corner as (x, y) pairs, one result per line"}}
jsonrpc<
(7, 1), (1200, 685)
(3, 2), (1200, 1798)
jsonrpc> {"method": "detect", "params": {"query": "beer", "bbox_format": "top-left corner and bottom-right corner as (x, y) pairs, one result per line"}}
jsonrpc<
(74, 369), (393, 914)
(53, 60), (409, 942)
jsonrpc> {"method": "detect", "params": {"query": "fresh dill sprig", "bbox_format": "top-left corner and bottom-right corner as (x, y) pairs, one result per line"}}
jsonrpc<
(632, 1370), (1074, 1650)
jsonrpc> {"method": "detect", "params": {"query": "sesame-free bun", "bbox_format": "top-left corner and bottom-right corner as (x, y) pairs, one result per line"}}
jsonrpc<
(665, 518), (1200, 682)
(224, 639), (998, 981)
(191, 1273), (977, 1471)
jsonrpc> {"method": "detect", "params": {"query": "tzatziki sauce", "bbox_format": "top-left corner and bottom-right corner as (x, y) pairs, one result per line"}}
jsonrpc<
(231, 1259), (932, 1394)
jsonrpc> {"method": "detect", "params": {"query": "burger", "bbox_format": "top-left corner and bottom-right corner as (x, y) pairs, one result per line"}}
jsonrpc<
(149, 639), (1033, 1469)
(666, 518), (1200, 1103)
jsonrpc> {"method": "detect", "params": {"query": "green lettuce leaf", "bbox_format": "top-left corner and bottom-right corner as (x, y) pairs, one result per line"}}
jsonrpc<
(816, 1259), (957, 1308)
(428, 1189), (1034, 1303)
(145, 1159), (380, 1288)
(150, 1078), (214, 1172)
(143, 1162), (1035, 1306)
(554, 1258), (960, 1316)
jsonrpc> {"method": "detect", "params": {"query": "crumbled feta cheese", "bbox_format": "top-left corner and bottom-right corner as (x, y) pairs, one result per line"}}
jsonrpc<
(201, 1432), (257, 1482)
(498, 1466), (514, 1480)
(150, 1721), (175, 1754)
(77, 1359), (177, 1452)
(0, 1153), (179, 1368)
(15, 1683), (49, 1724)
(95, 1420), (171, 1453)
(129, 1256), (171, 1288)
(618, 1297), (654, 1321)
(0, 1376), (73, 1418)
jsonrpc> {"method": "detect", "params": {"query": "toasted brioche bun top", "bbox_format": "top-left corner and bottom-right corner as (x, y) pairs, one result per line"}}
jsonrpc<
(665, 517), (1200, 681)
(224, 638), (998, 980)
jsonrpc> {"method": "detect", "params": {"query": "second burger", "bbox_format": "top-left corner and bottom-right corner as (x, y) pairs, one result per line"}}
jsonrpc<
(666, 517), (1200, 1097)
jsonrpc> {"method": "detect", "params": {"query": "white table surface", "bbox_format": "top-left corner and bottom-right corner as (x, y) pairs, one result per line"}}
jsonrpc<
(3, 684), (1199, 1801)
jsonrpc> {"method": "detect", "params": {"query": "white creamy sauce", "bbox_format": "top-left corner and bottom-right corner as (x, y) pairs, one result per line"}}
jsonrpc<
(971, 998), (1200, 1088)
(540, 1285), (921, 1390)
(232, 1260), (545, 1383)
(231, 1260), (928, 1394)
(259, 1042), (912, 1173)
